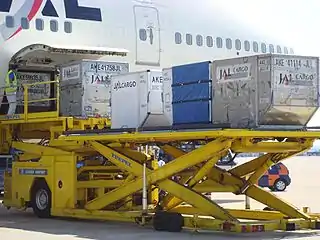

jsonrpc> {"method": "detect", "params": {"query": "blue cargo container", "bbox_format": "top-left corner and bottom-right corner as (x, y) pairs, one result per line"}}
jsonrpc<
(171, 61), (212, 125)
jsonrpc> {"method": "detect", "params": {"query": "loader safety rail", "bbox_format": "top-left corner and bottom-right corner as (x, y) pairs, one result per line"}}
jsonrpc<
(0, 79), (110, 153)
(0, 80), (59, 122)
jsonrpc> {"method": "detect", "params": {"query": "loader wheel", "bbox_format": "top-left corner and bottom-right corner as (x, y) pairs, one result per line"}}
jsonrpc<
(31, 180), (51, 218)
(153, 211), (184, 232)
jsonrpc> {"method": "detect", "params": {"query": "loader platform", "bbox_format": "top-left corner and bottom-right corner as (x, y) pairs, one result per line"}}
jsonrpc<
(0, 80), (110, 153)
(3, 123), (320, 234)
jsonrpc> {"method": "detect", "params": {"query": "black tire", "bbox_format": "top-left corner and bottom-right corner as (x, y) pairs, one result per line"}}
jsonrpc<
(153, 211), (184, 232)
(31, 180), (51, 218)
(273, 179), (287, 192)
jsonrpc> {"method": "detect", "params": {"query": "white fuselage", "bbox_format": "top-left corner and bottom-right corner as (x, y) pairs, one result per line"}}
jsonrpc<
(0, 0), (306, 75)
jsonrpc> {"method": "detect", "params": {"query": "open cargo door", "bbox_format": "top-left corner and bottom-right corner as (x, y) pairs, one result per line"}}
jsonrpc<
(9, 44), (129, 69)
(0, 44), (129, 116)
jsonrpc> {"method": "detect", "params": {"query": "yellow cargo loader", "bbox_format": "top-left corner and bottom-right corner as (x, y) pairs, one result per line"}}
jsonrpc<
(3, 119), (320, 232)
(2, 78), (320, 234)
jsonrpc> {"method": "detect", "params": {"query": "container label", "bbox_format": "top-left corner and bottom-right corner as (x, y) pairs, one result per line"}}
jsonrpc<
(216, 63), (251, 82)
(113, 80), (137, 91)
(84, 62), (129, 86)
(89, 63), (124, 73)
(258, 57), (271, 72)
(82, 103), (110, 118)
(273, 57), (317, 87)
(276, 72), (316, 87)
(151, 75), (163, 90)
(273, 57), (316, 70)
(272, 56), (318, 106)
(62, 64), (80, 81)
(16, 72), (51, 107)
(90, 74), (112, 85)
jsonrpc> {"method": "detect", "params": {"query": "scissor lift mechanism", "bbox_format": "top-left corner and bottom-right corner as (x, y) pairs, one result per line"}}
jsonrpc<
(3, 121), (320, 233)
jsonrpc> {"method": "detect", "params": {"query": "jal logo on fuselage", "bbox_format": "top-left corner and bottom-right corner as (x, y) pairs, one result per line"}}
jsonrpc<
(0, 0), (102, 22)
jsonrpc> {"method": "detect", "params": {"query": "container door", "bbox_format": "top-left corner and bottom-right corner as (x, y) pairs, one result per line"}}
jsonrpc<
(147, 71), (163, 114)
(112, 73), (140, 129)
(133, 5), (161, 66)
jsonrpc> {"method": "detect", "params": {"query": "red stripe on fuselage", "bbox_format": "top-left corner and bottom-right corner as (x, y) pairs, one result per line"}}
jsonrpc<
(8, 0), (44, 40)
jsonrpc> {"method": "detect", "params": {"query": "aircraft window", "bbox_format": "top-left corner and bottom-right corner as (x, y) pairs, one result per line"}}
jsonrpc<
(235, 39), (241, 50)
(206, 36), (213, 47)
(35, 19), (44, 31)
(277, 45), (282, 53)
(216, 37), (223, 48)
(5, 16), (14, 28)
(175, 32), (182, 44)
(21, 17), (29, 30)
(139, 29), (147, 41)
(290, 48), (294, 54)
(196, 35), (203, 46)
(284, 47), (288, 54)
(261, 43), (266, 53)
(253, 41), (258, 52)
(50, 20), (58, 32)
(186, 34), (192, 45)
(244, 40), (250, 51)
(64, 21), (72, 34)
(269, 44), (274, 53)
(226, 38), (232, 49)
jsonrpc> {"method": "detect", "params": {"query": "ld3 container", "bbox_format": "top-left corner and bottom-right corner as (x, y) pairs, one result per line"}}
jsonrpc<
(59, 60), (129, 118)
(110, 70), (170, 129)
(163, 61), (212, 126)
(211, 54), (320, 129)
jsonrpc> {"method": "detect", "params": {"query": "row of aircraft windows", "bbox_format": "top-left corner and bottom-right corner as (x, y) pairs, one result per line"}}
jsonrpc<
(5, 16), (72, 33)
(138, 29), (294, 54)
(174, 32), (294, 54)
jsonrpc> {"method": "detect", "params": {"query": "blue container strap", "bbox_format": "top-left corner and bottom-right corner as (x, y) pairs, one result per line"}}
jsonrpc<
(172, 97), (212, 104)
(172, 79), (212, 87)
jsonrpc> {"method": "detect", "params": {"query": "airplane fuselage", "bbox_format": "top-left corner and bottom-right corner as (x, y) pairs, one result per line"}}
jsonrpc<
(0, 0), (297, 73)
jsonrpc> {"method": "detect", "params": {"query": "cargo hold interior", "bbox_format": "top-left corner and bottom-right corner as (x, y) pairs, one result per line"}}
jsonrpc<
(0, 44), (128, 115)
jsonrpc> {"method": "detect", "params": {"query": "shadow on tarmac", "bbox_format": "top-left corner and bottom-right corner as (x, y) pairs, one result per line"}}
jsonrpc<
(1, 203), (320, 240)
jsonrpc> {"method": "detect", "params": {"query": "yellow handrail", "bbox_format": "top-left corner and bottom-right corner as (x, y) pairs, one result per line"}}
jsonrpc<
(22, 80), (58, 86)
(27, 98), (57, 104)
(0, 80), (60, 120)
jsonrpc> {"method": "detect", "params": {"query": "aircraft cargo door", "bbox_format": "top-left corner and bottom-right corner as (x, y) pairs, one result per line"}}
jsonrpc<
(134, 5), (161, 66)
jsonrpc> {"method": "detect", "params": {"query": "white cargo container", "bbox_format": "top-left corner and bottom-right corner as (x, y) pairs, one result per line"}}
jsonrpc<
(212, 54), (320, 129)
(111, 70), (170, 129)
(16, 71), (52, 107)
(59, 60), (129, 118)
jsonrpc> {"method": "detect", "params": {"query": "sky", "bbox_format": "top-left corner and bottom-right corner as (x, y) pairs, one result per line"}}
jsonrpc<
(213, 0), (320, 56)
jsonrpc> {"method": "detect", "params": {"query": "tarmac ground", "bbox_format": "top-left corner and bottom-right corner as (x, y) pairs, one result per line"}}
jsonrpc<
(1, 156), (320, 239)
